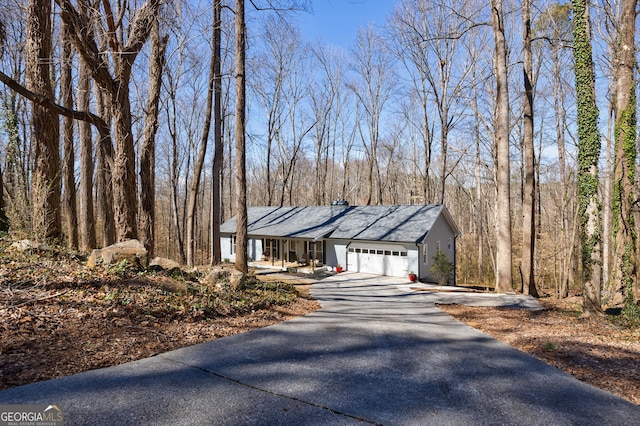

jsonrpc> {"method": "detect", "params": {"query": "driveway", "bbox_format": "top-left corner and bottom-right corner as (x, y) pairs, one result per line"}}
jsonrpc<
(1, 273), (638, 425)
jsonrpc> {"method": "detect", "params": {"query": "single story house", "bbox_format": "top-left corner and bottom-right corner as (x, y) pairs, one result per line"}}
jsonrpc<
(220, 203), (461, 284)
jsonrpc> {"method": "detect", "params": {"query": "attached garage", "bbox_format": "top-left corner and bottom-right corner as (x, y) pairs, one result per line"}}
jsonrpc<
(347, 243), (409, 277)
(220, 204), (461, 284)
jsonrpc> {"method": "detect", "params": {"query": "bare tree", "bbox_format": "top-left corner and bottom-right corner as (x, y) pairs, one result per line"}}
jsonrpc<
(537, 3), (574, 297)
(60, 20), (78, 248)
(250, 17), (291, 206)
(77, 14), (96, 251)
(348, 25), (396, 205)
(93, 85), (116, 246)
(139, 14), (167, 256)
(27, 0), (60, 242)
(611, 0), (639, 308)
(491, 0), (513, 293)
(56, 0), (162, 241)
(234, 0), (248, 276)
(211, 0), (224, 265)
(389, 0), (476, 204)
(521, 0), (538, 297)
(185, 2), (221, 266)
(0, 161), (8, 233)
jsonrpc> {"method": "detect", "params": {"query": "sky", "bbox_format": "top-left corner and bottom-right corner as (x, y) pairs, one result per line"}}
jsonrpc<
(295, 0), (398, 49)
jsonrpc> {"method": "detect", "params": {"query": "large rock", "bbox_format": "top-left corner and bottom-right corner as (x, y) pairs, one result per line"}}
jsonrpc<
(87, 239), (148, 269)
(202, 266), (247, 291)
(149, 257), (181, 271)
(203, 266), (228, 285)
(228, 269), (246, 290)
(11, 239), (54, 253)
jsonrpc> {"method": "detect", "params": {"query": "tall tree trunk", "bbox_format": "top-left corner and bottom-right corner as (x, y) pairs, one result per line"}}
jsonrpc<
(553, 42), (571, 298)
(521, 0), (538, 297)
(78, 64), (96, 251)
(94, 86), (116, 246)
(420, 79), (433, 205)
(572, 0), (603, 316)
(438, 125), (448, 205)
(77, 0), (96, 252)
(612, 0), (639, 308)
(211, 0), (223, 266)
(491, 0), (513, 293)
(603, 104), (614, 296)
(139, 17), (167, 256)
(234, 0), (248, 277)
(187, 4), (218, 266)
(27, 0), (61, 242)
(472, 72), (484, 282)
(60, 22), (78, 249)
(56, 0), (162, 242)
(0, 163), (8, 233)
(111, 80), (138, 241)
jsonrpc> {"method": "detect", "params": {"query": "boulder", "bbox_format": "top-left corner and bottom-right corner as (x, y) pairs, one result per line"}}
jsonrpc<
(202, 266), (247, 291)
(11, 239), (54, 253)
(150, 276), (188, 294)
(149, 257), (181, 271)
(203, 265), (228, 286)
(228, 269), (246, 290)
(87, 239), (148, 269)
(122, 276), (188, 294)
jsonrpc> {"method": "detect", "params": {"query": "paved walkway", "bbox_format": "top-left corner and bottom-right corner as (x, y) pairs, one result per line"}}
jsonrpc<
(1, 273), (638, 425)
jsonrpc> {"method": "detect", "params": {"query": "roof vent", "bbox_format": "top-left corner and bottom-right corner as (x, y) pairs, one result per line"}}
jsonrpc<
(331, 200), (349, 206)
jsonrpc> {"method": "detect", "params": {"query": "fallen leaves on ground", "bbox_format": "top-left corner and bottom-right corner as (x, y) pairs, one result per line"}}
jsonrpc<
(438, 297), (640, 405)
(0, 240), (319, 390)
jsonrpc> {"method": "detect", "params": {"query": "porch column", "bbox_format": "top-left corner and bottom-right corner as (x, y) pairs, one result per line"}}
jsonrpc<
(281, 239), (285, 269)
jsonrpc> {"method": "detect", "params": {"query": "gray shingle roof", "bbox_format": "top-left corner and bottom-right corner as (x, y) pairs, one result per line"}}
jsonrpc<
(220, 204), (460, 244)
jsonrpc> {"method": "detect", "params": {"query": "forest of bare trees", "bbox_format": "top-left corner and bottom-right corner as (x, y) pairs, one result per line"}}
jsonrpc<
(0, 0), (639, 313)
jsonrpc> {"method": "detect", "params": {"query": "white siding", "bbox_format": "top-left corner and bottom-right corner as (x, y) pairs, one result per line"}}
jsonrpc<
(421, 213), (456, 283)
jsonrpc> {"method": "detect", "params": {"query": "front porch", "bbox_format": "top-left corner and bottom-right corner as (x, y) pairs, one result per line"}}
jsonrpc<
(257, 237), (325, 270)
(249, 259), (327, 275)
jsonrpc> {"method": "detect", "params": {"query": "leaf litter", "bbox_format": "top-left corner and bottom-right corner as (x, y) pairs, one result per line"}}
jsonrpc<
(0, 239), (319, 390)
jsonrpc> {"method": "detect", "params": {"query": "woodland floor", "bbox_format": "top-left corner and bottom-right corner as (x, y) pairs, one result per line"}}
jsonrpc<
(439, 295), (640, 405)
(0, 241), (638, 406)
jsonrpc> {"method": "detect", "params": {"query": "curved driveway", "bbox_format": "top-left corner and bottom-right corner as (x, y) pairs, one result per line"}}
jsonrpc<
(1, 273), (638, 425)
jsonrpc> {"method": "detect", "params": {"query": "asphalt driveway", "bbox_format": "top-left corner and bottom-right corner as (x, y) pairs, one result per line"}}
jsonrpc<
(1, 272), (638, 425)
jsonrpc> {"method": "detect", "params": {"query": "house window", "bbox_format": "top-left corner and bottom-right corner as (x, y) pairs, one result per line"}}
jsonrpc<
(314, 241), (324, 264)
(231, 235), (237, 255)
(423, 244), (428, 263)
(437, 241), (441, 251)
(448, 238), (452, 250)
(263, 238), (279, 259)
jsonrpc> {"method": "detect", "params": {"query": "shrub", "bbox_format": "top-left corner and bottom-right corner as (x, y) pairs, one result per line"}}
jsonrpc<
(430, 249), (453, 285)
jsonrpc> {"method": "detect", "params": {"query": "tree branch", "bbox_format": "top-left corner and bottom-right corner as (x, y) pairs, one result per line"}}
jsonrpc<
(0, 69), (111, 138)
(54, 0), (115, 91)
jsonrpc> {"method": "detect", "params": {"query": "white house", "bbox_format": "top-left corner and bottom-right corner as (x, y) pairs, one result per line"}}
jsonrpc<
(220, 204), (461, 284)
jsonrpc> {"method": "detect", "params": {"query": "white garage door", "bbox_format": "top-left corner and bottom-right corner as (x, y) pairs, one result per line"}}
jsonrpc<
(346, 244), (409, 277)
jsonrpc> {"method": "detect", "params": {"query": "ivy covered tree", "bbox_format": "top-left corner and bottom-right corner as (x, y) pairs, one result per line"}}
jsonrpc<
(571, 0), (603, 316)
(612, 0), (639, 313)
